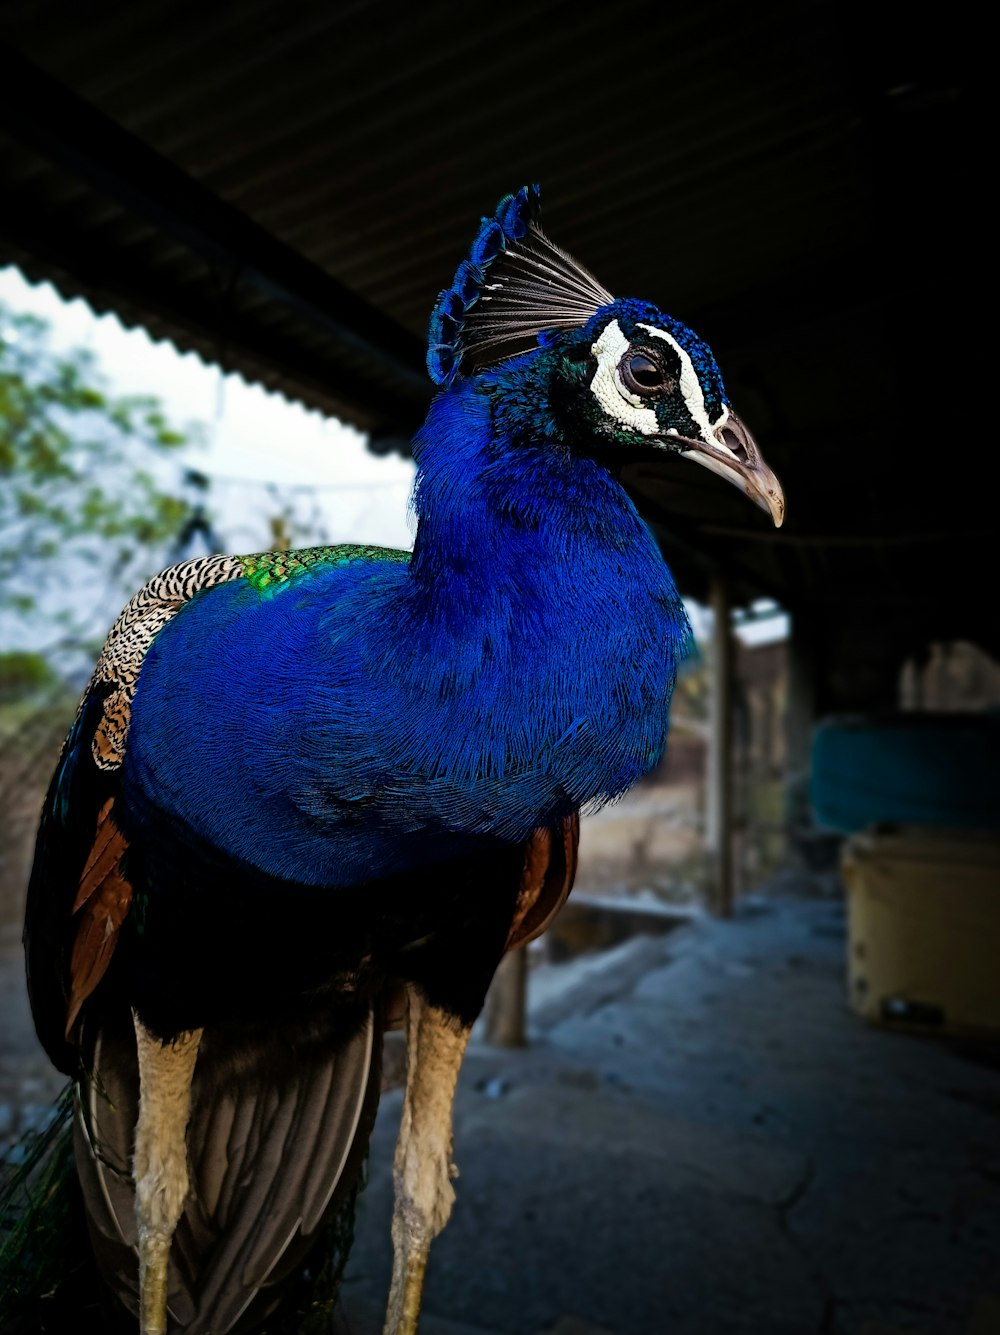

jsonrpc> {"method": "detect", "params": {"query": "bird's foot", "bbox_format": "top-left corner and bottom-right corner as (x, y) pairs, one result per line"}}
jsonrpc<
(384, 1238), (429, 1335)
(138, 1232), (170, 1335)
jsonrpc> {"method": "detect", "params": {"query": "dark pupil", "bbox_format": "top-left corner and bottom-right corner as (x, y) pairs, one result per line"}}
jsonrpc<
(629, 354), (662, 387)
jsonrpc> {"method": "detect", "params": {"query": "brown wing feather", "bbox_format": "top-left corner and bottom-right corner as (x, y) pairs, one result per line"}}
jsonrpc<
(505, 811), (580, 952)
(65, 798), (132, 1037)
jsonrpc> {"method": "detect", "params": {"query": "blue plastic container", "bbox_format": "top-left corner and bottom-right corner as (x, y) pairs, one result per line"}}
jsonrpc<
(810, 714), (1000, 833)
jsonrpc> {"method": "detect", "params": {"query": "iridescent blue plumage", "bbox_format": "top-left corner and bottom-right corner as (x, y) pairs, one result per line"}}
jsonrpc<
(427, 184), (543, 386)
(124, 376), (689, 886)
(22, 185), (783, 1335)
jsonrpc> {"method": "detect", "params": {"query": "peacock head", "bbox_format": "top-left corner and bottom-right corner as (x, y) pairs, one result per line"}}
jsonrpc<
(427, 186), (784, 527)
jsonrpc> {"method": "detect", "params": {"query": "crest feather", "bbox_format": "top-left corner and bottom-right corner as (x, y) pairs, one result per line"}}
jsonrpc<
(427, 186), (613, 386)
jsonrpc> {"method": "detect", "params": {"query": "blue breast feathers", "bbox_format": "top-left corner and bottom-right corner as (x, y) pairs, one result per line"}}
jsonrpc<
(123, 383), (690, 888)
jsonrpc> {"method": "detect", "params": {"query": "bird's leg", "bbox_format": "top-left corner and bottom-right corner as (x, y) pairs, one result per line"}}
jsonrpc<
(383, 985), (471, 1335)
(132, 1014), (203, 1335)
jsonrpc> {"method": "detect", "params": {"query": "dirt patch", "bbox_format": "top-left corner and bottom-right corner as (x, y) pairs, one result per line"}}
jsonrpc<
(574, 780), (705, 904)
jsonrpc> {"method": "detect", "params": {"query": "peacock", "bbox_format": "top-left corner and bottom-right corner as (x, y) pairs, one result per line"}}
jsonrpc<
(15, 185), (783, 1334)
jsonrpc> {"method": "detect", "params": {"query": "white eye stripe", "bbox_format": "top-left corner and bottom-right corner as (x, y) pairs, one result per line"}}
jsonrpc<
(637, 322), (721, 438)
(588, 320), (660, 435)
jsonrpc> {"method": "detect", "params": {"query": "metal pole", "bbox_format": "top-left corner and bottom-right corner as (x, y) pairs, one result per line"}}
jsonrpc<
(707, 575), (734, 917)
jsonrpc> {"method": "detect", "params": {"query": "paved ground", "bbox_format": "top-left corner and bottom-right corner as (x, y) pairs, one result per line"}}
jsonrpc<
(338, 881), (1000, 1335)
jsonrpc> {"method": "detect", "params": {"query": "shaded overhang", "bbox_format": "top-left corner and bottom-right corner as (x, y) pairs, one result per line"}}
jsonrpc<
(0, 3), (989, 659)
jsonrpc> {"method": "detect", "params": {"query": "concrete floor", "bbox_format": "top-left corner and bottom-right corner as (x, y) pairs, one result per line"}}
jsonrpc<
(339, 881), (1000, 1335)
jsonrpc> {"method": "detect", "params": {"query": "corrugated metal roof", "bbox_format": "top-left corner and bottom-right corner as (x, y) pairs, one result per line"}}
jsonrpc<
(0, 1), (990, 663)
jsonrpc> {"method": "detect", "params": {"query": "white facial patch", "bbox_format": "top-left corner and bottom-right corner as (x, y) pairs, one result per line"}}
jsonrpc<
(589, 320), (660, 436)
(638, 322), (725, 439)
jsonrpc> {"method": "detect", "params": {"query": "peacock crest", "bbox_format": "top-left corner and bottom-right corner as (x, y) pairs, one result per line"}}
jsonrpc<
(427, 184), (613, 386)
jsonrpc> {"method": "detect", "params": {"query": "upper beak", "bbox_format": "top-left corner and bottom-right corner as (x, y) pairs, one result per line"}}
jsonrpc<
(672, 410), (785, 528)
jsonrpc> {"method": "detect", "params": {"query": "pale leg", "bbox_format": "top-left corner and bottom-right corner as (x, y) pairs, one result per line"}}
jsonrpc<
(132, 1015), (203, 1335)
(383, 986), (470, 1335)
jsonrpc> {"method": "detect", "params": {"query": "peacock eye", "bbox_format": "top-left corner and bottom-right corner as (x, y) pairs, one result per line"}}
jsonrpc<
(620, 351), (671, 396)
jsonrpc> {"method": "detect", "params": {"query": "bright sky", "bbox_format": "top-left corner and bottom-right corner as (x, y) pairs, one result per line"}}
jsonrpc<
(0, 266), (417, 555)
(0, 265), (786, 646)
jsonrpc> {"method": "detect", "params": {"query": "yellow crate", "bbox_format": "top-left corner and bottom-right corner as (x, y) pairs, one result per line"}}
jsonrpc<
(842, 826), (1000, 1035)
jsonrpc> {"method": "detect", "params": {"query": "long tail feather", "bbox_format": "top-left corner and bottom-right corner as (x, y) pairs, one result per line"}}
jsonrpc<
(0, 1084), (117, 1332)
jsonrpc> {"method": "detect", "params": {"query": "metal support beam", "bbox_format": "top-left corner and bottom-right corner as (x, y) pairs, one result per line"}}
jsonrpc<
(707, 575), (734, 917)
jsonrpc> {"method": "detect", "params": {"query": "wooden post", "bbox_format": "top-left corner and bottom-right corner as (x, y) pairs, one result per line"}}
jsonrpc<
(483, 947), (528, 1047)
(785, 613), (818, 864)
(707, 575), (734, 917)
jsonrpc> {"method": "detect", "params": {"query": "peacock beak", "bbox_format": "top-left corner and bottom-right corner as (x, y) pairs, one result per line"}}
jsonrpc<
(675, 410), (785, 528)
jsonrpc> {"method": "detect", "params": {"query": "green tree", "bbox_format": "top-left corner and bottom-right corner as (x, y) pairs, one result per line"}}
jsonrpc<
(0, 300), (203, 672)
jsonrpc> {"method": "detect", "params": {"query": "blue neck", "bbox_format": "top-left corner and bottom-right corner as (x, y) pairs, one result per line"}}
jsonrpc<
(394, 381), (691, 804)
(409, 380), (662, 599)
(124, 378), (692, 887)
